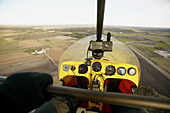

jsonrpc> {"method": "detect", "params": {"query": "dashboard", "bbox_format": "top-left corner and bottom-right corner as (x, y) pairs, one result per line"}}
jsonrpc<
(59, 59), (139, 86)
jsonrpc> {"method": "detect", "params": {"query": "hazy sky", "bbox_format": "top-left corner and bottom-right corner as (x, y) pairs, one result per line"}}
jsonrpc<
(0, 0), (170, 28)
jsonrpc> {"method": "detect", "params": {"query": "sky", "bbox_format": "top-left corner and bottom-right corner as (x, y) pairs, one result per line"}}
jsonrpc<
(0, 0), (170, 28)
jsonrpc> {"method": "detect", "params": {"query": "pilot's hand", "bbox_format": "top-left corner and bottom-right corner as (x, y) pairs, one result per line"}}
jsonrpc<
(0, 72), (53, 113)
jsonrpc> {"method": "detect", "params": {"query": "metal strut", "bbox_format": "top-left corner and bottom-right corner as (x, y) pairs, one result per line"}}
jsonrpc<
(0, 76), (170, 110)
(96, 0), (105, 41)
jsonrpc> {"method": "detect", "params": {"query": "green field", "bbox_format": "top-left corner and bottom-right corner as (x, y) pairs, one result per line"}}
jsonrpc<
(0, 26), (77, 54)
(0, 25), (169, 73)
(114, 37), (135, 42)
(0, 37), (18, 52)
(103, 26), (170, 73)
(103, 27), (170, 50)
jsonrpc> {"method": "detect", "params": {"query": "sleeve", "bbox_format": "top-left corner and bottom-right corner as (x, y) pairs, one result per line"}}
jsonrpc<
(35, 96), (79, 113)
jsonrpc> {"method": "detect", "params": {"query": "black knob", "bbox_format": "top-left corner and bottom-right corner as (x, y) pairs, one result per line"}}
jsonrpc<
(107, 32), (111, 41)
(71, 66), (76, 71)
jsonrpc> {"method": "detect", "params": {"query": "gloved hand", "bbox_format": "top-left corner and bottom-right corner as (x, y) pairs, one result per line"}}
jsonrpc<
(35, 96), (79, 113)
(0, 72), (53, 113)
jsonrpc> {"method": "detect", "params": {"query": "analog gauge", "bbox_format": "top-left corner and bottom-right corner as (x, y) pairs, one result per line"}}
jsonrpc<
(63, 65), (69, 71)
(92, 62), (102, 72)
(117, 67), (126, 75)
(105, 65), (115, 75)
(128, 68), (136, 75)
(78, 64), (88, 74)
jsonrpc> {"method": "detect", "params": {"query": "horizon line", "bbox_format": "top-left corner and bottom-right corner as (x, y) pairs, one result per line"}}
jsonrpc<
(0, 24), (170, 29)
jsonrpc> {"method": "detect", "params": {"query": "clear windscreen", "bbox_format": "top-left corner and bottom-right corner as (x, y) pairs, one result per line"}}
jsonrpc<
(59, 35), (140, 71)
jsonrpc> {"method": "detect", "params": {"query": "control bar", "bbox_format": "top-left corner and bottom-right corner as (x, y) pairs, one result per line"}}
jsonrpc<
(0, 76), (170, 110)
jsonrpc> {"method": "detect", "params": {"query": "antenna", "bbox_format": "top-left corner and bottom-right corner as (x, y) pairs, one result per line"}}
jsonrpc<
(96, 0), (106, 41)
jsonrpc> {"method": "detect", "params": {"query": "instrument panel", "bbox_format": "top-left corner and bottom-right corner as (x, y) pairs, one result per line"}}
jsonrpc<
(59, 59), (139, 86)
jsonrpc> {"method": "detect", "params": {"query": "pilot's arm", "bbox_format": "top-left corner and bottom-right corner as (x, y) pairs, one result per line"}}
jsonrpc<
(0, 72), (53, 112)
(0, 72), (78, 113)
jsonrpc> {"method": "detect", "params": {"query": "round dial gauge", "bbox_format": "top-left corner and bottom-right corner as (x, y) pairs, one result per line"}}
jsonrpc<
(105, 65), (115, 75)
(117, 67), (126, 75)
(92, 62), (102, 72)
(78, 64), (88, 74)
(128, 68), (136, 75)
(63, 65), (69, 71)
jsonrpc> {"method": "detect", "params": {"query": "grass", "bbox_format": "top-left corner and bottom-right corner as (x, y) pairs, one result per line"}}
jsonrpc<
(0, 37), (43, 54)
(149, 32), (170, 37)
(0, 37), (7, 44)
(0, 30), (26, 38)
(114, 37), (135, 42)
(0, 46), (43, 55)
(0, 25), (169, 73)
(0, 27), (74, 55)
(151, 58), (170, 73)
(132, 44), (162, 58)
(153, 42), (170, 49)
(5, 38), (16, 42)
(38, 37), (66, 47)
(137, 34), (170, 45)
(109, 32), (170, 45)
(0, 37), (18, 53)
(132, 44), (170, 73)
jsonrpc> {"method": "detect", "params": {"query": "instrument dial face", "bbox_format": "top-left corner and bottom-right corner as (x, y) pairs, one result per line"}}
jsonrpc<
(92, 62), (102, 72)
(128, 68), (136, 75)
(105, 65), (115, 75)
(117, 67), (126, 75)
(78, 64), (88, 74)
(63, 65), (69, 71)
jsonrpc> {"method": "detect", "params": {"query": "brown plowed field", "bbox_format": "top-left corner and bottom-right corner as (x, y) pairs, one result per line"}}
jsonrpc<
(0, 52), (32, 63)
(0, 43), (70, 79)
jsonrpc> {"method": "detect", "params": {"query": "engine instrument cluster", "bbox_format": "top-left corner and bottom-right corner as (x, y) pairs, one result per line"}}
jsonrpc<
(61, 60), (137, 76)
(59, 59), (138, 86)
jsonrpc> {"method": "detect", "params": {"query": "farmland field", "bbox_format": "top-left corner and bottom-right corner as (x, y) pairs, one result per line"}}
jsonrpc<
(0, 25), (78, 77)
(0, 25), (170, 75)
(0, 25), (170, 112)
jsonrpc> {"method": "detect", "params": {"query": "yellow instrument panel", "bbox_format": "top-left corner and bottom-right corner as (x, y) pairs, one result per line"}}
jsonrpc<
(59, 59), (139, 87)
(58, 36), (141, 111)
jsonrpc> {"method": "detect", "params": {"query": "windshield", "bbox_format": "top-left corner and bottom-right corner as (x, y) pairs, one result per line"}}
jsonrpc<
(59, 35), (140, 69)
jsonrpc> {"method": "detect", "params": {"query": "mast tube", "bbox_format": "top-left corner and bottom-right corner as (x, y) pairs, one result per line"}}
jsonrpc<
(96, 0), (105, 41)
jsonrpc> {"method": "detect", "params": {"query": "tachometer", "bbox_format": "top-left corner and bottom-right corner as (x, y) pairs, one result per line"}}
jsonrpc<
(92, 62), (102, 72)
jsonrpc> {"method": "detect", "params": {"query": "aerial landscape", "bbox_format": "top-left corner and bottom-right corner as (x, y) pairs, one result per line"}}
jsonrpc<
(0, 0), (170, 112)
(0, 26), (169, 98)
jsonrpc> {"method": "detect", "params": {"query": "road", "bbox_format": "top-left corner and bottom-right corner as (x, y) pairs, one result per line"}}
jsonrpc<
(132, 50), (170, 97)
